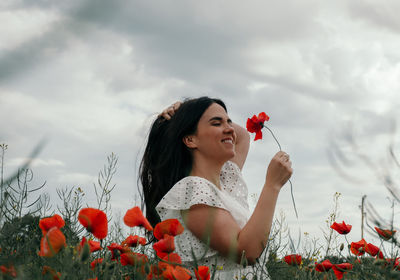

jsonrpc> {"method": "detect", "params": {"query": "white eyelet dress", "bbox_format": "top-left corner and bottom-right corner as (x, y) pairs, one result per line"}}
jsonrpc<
(156, 161), (270, 279)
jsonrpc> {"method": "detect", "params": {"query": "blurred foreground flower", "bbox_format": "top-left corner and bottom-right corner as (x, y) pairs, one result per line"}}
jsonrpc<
(124, 206), (153, 231)
(39, 227), (66, 257)
(78, 208), (108, 239)
(195, 266), (211, 280)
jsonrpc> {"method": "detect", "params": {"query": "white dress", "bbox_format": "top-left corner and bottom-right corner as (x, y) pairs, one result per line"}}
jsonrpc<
(156, 161), (270, 279)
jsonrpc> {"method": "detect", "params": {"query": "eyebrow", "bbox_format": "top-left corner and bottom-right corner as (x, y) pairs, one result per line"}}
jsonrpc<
(208, 116), (232, 123)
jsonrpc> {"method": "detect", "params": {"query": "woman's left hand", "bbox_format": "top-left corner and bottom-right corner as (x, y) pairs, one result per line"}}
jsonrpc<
(158, 101), (182, 120)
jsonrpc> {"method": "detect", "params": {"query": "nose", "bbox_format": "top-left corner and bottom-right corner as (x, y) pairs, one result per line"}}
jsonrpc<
(223, 123), (235, 134)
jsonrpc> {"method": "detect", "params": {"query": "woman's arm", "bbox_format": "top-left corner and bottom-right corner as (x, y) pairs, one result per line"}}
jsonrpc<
(230, 123), (250, 171)
(182, 151), (292, 265)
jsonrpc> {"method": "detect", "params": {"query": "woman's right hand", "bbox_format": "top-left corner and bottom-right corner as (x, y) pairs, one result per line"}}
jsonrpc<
(158, 101), (182, 120)
(265, 151), (293, 191)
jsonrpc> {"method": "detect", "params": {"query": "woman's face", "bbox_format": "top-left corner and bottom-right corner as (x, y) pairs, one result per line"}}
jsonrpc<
(186, 103), (237, 161)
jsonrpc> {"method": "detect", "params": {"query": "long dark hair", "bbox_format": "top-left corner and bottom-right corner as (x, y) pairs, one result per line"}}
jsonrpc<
(139, 96), (227, 228)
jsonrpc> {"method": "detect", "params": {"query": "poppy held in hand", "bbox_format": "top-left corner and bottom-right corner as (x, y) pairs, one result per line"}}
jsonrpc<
(283, 254), (302, 266)
(330, 221), (352, 234)
(375, 226), (396, 241)
(123, 206), (153, 231)
(78, 208), (108, 240)
(246, 112), (269, 141)
(154, 219), (184, 240)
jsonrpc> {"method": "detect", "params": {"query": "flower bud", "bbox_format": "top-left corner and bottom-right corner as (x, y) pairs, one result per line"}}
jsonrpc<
(340, 243), (344, 251)
(80, 242), (90, 262)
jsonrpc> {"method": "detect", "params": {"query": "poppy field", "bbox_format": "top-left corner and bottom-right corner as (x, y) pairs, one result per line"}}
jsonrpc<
(1, 145), (400, 280)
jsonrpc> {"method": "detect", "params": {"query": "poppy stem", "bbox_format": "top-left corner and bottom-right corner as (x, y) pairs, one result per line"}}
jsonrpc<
(263, 125), (298, 219)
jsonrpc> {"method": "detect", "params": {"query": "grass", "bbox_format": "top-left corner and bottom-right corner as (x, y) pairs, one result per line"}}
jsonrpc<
(1, 144), (400, 279)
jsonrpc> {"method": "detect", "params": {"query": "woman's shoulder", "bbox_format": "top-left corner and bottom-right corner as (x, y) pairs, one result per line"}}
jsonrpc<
(155, 175), (225, 212)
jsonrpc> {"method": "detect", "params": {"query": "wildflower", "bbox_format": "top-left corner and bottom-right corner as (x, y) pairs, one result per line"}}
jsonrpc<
(195, 266), (211, 280)
(159, 253), (182, 269)
(315, 259), (333, 272)
(90, 258), (103, 270)
(153, 234), (175, 258)
(365, 243), (382, 258)
(120, 252), (149, 266)
(107, 243), (131, 261)
(39, 227), (66, 257)
(78, 208), (108, 240)
(375, 226), (396, 241)
(39, 214), (65, 235)
(121, 235), (147, 247)
(332, 263), (353, 280)
(350, 238), (367, 256)
(124, 206), (153, 231)
(330, 221), (352, 234)
(78, 237), (101, 253)
(42, 265), (61, 280)
(283, 254), (302, 266)
(246, 112), (269, 141)
(162, 265), (191, 280)
(0, 265), (17, 278)
(154, 219), (184, 240)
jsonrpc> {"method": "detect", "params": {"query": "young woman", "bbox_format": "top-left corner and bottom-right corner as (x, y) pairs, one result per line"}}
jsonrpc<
(140, 97), (292, 279)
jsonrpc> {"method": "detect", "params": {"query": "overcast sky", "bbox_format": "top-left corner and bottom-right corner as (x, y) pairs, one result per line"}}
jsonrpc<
(2, 0), (400, 250)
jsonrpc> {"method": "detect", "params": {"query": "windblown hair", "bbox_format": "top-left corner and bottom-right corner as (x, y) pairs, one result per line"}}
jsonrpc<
(139, 96), (227, 228)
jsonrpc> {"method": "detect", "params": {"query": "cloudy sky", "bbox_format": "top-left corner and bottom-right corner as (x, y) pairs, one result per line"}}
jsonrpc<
(2, 0), (400, 249)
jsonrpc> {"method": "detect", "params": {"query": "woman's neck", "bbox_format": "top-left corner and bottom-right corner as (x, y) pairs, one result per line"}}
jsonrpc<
(189, 157), (224, 189)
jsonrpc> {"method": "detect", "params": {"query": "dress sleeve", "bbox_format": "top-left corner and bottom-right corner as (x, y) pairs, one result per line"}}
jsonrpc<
(156, 176), (229, 219)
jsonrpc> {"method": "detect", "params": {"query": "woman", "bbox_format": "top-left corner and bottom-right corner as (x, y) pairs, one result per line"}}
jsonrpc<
(140, 97), (292, 279)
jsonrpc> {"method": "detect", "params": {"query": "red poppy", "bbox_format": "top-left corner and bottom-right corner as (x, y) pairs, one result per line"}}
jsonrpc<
(246, 112), (269, 141)
(42, 266), (61, 280)
(154, 219), (184, 240)
(159, 253), (182, 268)
(375, 226), (396, 241)
(194, 266), (210, 280)
(39, 227), (66, 257)
(162, 265), (191, 280)
(90, 258), (103, 270)
(315, 259), (333, 272)
(0, 265), (17, 278)
(332, 263), (353, 280)
(121, 235), (147, 247)
(107, 243), (131, 261)
(153, 235), (175, 258)
(365, 243), (381, 257)
(39, 214), (65, 235)
(120, 252), (149, 266)
(78, 208), (108, 240)
(283, 254), (302, 266)
(124, 206), (153, 231)
(350, 239), (367, 256)
(330, 221), (352, 235)
(78, 237), (101, 253)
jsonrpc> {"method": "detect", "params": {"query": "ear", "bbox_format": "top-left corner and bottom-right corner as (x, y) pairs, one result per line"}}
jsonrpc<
(182, 135), (197, 149)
